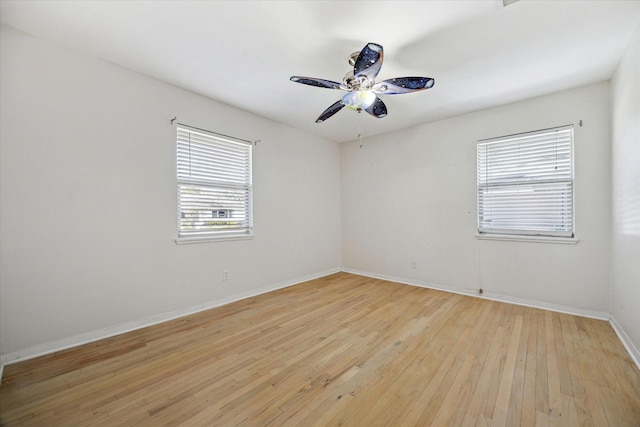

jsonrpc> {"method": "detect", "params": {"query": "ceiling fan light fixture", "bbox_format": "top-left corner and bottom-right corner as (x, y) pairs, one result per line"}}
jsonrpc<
(343, 90), (376, 111)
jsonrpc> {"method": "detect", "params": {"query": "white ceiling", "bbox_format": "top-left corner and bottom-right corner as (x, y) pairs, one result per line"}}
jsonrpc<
(2, 0), (639, 143)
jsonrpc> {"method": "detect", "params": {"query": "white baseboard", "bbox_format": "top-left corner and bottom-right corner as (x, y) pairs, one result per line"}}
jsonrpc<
(341, 268), (610, 320)
(0, 268), (341, 368)
(609, 316), (640, 371)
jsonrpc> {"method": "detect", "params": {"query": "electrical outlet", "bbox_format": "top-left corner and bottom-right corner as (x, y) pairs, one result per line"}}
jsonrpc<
(411, 261), (416, 269)
(223, 270), (229, 281)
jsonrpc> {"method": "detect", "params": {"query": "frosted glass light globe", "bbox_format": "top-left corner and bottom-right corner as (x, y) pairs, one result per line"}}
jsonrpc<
(342, 90), (376, 111)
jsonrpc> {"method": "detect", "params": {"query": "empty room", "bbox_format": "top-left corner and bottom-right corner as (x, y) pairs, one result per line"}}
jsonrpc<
(1, 1), (639, 425)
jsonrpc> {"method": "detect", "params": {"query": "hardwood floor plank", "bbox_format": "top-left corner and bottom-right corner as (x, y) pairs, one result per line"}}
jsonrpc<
(520, 309), (538, 426)
(575, 317), (622, 427)
(431, 353), (476, 426)
(545, 311), (564, 426)
(558, 313), (593, 427)
(1, 272), (639, 426)
(491, 315), (523, 427)
(508, 309), (529, 425)
(460, 305), (509, 427)
(535, 310), (550, 417)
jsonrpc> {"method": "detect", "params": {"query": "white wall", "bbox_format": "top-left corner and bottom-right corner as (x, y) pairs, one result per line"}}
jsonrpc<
(0, 25), (342, 361)
(611, 26), (640, 360)
(342, 82), (612, 316)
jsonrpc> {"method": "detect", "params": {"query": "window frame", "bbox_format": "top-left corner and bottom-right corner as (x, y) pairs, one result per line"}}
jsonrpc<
(175, 124), (254, 244)
(476, 125), (577, 243)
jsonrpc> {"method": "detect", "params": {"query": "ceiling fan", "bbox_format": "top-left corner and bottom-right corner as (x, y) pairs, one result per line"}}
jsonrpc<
(290, 42), (435, 123)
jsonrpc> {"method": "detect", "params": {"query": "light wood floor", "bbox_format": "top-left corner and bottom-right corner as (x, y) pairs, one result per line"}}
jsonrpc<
(1, 272), (639, 426)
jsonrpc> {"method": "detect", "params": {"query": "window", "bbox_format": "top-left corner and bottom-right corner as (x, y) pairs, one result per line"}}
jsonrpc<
(176, 125), (253, 242)
(477, 125), (574, 239)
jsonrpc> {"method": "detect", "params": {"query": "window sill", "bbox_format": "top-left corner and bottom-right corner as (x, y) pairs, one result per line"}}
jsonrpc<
(175, 234), (255, 245)
(475, 233), (578, 245)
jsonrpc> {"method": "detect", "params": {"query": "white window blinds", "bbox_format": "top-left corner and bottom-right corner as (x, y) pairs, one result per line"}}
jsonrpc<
(477, 125), (574, 238)
(177, 125), (253, 241)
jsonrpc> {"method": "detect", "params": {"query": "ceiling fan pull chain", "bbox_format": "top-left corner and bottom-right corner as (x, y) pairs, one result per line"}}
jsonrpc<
(358, 112), (365, 149)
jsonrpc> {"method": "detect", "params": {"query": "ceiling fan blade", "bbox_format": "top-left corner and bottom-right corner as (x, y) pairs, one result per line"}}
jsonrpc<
(364, 96), (387, 119)
(354, 43), (384, 82)
(316, 100), (346, 123)
(372, 77), (435, 95)
(290, 76), (345, 90)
